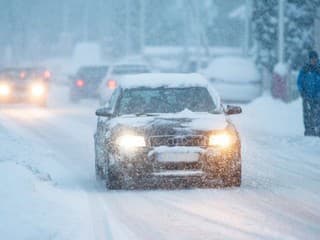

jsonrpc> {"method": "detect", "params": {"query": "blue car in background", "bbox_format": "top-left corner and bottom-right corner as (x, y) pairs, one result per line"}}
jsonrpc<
(69, 65), (109, 103)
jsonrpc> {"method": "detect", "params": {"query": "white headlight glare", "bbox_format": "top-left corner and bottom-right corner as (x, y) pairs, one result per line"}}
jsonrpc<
(0, 84), (10, 96)
(208, 132), (233, 148)
(31, 84), (45, 97)
(116, 135), (146, 150)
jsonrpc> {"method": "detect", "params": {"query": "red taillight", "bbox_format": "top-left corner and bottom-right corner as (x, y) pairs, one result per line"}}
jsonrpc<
(76, 79), (85, 87)
(107, 79), (117, 89)
(20, 71), (26, 79)
(44, 70), (51, 79)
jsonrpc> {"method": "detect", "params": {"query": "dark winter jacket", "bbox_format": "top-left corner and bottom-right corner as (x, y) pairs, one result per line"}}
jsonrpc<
(297, 62), (320, 99)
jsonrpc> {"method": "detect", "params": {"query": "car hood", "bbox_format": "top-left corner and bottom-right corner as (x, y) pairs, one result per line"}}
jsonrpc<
(107, 109), (228, 137)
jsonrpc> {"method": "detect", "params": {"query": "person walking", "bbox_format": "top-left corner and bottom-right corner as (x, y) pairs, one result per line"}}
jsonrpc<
(297, 50), (320, 136)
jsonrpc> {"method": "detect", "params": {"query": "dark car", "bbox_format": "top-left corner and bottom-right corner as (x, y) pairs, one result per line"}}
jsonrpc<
(0, 67), (50, 107)
(94, 73), (242, 189)
(69, 65), (109, 102)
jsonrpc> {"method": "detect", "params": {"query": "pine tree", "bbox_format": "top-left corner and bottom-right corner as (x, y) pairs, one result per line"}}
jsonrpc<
(252, 0), (320, 72)
(252, 0), (278, 73)
(285, 0), (320, 70)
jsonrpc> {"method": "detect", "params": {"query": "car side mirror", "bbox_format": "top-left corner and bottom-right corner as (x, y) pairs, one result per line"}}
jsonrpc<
(224, 105), (242, 115)
(95, 107), (113, 117)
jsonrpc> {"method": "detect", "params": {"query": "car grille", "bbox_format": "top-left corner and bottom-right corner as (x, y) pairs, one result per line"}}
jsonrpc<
(149, 135), (208, 147)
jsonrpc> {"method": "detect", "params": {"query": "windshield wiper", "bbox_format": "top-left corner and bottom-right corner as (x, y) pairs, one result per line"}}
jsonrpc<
(135, 112), (159, 117)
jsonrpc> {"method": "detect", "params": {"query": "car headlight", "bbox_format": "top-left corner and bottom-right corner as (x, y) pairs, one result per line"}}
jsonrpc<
(0, 84), (10, 96)
(116, 134), (146, 150)
(208, 132), (235, 148)
(31, 84), (45, 97)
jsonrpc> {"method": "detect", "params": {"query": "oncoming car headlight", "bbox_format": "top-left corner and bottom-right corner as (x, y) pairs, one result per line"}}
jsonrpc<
(31, 84), (45, 97)
(0, 84), (10, 96)
(116, 134), (146, 150)
(208, 132), (235, 148)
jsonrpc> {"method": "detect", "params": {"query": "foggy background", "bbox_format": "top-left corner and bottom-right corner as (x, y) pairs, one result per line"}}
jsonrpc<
(0, 0), (245, 64)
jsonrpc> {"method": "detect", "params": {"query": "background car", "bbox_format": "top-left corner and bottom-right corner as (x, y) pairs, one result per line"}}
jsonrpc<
(0, 67), (50, 107)
(202, 56), (262, 103)
(94, 73), (242, 189)
(180, 57), (209, 73)
(98, 63), (151, 105)
(69, 65), (109, 103)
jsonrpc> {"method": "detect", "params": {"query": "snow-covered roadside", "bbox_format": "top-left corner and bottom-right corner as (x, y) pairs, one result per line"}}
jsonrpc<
(0, 90), (319, 239)
(233, 94), (304, 137)
(99, 96), (320, 239)
(0, 126), (94, 240)
(233, 94), (320, 206)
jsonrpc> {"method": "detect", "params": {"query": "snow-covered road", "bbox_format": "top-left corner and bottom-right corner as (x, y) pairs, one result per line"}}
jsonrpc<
(0, 86), (319, 240)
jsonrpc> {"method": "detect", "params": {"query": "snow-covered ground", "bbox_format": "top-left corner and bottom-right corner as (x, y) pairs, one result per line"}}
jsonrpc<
(0, 85), (319, 239)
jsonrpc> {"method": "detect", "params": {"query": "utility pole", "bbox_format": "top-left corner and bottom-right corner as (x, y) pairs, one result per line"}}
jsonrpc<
(83, 1), (89, 41)
(244, 0), (252, 56)
(195, 1), (202, 71)
(139, 0), (145, 54)
(278, 0), (285, 63)
(125, 0), (130, 57)
(188, 0), (202, 71)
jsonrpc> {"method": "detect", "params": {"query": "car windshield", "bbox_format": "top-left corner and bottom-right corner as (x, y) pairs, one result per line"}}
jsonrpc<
(118, 87), (216, 115)
(78, 66), (109, 79)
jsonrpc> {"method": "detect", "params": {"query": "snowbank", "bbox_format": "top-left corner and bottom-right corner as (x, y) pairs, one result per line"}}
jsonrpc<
(0, 127), (93, 239)
(274, 62), (289, 77)
(233, 94), (304, 137)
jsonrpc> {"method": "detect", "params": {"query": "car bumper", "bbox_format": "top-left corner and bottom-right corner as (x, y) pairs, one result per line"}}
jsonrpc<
(108, 145), (241, 188)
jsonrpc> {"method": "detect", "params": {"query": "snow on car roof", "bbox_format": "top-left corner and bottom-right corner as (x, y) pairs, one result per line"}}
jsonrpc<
(119, 73), (221, 107)
(120, 73), (206, 88)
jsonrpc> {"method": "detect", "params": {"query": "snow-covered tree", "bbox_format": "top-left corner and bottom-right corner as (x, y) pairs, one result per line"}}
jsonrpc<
(252, 0), (278, 72)
(285, 0), (320, 70)
(252, 0), (320, 72)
